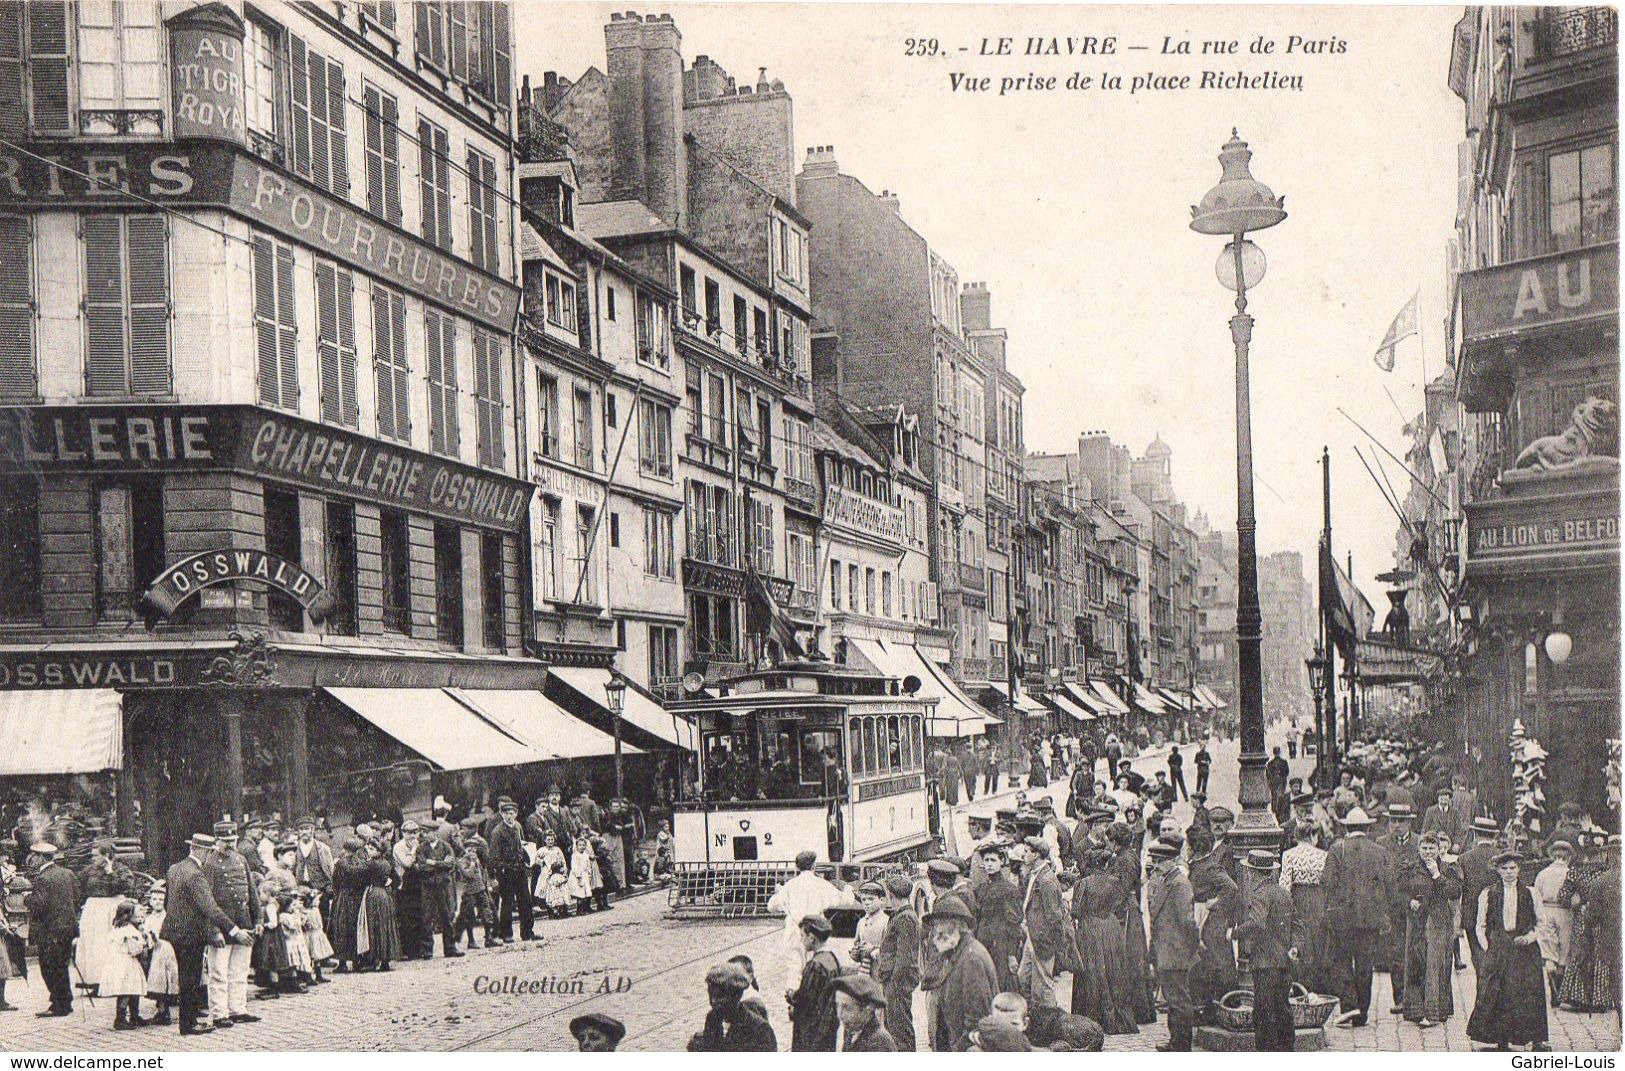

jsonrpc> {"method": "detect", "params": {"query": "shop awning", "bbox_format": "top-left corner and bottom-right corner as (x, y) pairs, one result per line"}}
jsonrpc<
(850, 638), (994, 737)
(449, 690), (643, 760)
(0, 689), (123, 774)
(1089, 680), (1132, 716)
(1131, 683), (1169, 715)
(1061, 682), (1109, 717)
(1194, 685), (1228, 710)
(327, 688), (549, 771)
(1050, 691), (1097, 722)
(1158, 688), (1191, 712)
(547, 666), (697, 750)
(983, 681), (1048, 715)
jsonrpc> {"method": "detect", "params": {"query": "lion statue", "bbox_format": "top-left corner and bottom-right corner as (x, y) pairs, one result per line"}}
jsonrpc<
(1514, 396), (1618, 471)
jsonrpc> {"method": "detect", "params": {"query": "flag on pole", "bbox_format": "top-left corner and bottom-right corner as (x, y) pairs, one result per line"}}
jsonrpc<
(1373, 291), (1420, 371)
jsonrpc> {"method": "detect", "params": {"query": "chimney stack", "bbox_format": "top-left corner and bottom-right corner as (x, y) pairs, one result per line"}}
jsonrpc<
(877, 189), (900, 214)
(604, 12), (686, 225)
(961, 281), (991, 331)
(802, 145), (839, 177)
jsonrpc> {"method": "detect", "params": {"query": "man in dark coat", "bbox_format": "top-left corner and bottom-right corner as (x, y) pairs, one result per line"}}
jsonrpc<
(1420, 785), (1471, 854)
(834, 974), (898, 1051)
(788, 913), (840, 1051)
(24, 843), (77, 1017)
(967, 843), (1023, 993)
(876, 876), (920, 1050)
(526, 788), (580, 856)
(1187, 828), (1239, 1024)
(689, 962), (778, 1051)
(925, 898), (998, 1052)
(1377, 802), (1422, 1005)
(1016, 839), (1067, 1010)
(1167, 746), (1189, 801)
(1322, 808), (1397, 1027)
(940, 750), (962, 805)
(204, 821), (260, 1028)
(412, 822), (463, 958)
(1147, 837), (1200, 1051)
(1236, 850), (1297, 1051)
(1194, 741), (1212, 795)
(489, 801), (535, 942)
(163, 834), (252, 1035)
(1458, 816), (1502, 970)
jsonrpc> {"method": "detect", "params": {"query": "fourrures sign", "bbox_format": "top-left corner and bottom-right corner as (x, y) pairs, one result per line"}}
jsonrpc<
(142, 549), (324, 618)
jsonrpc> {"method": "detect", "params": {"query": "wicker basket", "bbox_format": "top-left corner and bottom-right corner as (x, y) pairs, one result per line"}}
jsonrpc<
(1290, 983), (1339, 1029)
(1215, 990), (1255, 1032)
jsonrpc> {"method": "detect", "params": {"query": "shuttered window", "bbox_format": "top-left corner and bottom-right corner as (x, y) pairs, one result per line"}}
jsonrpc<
(418, 116), (452, 250)
(472, 329), (504, 468)
(414, 1), (447, 69)
(316, 261), (358, 427)
(362, 83), (401, 224)
(359, 1), (396, 32)
(252, 234), (298, 409)
(289, 36), (349, 198)
(467, 147), (499, 273)
(372, 284), (410, 441)
(425, 309), (459, 457)
(0, 215), (35, 398)
(447, 1), (470, 81)
(475, 2), (511, 109)
(83, 214), (169, 397)
(24, 2), (68, 134)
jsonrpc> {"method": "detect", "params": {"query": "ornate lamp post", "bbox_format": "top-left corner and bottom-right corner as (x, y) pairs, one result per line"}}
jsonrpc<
(1306, 643), (1329, 785)
(605, 673), (628, 798)
(1190, 130), (1286, 862)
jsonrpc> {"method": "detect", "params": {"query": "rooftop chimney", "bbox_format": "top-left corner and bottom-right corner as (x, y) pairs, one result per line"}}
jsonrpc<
(961, 281), (991, 331)
(801, 144), (839, 177)
(877, 189), (900, 214)
(604, 11), (686, 225)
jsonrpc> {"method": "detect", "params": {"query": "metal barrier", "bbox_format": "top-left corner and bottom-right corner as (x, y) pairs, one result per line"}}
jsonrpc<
(667, 860), (924, 918)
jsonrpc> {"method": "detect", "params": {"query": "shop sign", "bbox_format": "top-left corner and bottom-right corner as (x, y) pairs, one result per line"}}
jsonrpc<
(534, 463), (604, 505)
(142, 549), (324, 618)
(1461, 243), (1618, 342)
(0, 406), (226, 470)
(232, 160), (519, 332)
(0, 653), (197, 689)
(0, 143), (235, 206)
(1467, 492), (1620, 562)
(824, 485), (905, 543)
(170, 15), (247, 143)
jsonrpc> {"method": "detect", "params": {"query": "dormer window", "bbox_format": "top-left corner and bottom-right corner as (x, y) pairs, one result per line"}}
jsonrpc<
(544, 271), (577, 333)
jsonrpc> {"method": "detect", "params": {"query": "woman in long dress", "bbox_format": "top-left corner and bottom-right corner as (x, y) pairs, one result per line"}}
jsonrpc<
(1468, 851), (1550, 1051)
(75, 840), (133, 993)
(1106, 824), (1155, 1024)
(328, 839), (368, 972)
(0, 854), (23, 1010)
(355, 842), (401, 972)
(1403, 832), (1462, 1027)
(1557, 839), (1621, 1013)
(1279, 823), (1330, 994)
(1070, 849), (1138, 1034)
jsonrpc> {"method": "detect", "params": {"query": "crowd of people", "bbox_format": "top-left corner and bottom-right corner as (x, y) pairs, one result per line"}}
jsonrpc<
(2, 785), (673, 1036)
(681, 728), (1619, 1053)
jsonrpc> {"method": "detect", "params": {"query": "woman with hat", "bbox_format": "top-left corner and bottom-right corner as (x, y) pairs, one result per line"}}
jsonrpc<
(1402, 832), (1461, 1028)
(1532, 837), (1576, 1003)
(329, 838), (369, 973)
(75, 838), (133, 995)
(1070, 846), (1137, 1035)
(1105, 822), (1156, 1025)
(1468, 849), (1549, 1051)
(1556, 835), (1620, 1014)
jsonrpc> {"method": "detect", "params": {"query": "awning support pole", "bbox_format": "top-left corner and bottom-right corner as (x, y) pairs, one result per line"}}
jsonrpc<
(224, 697), (245, 823)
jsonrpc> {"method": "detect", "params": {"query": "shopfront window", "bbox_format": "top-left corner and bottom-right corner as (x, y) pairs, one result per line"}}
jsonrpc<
(0, 476), (40, 622)
(379, 507), (410, 633)
(481, 532), (504, 651)
(434, 521), (463, 647)
(324, 499), (357, 636)
(263, 486), (303, 630)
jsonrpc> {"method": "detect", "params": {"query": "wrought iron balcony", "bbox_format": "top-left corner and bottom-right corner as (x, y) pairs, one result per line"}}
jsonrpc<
(959, 563), (987, 592)
(1536, 6), (1618, 59)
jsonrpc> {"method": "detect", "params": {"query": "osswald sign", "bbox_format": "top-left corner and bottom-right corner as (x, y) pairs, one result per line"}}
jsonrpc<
(142, 549), (324, 618)
(0, 406), (532, 532)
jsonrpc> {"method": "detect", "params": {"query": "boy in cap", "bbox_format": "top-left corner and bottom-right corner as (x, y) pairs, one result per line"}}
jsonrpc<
(851, 880), (888, 971)
(789, 912), (840, 1051)
(968, 843), (1022, 992)
(876, 876), (919, 1051)
(834, 974), (897, 1051)
(570, 1012), (626, 1051)
(689, 962), (777, 1051)
(488, 799), (535, 943)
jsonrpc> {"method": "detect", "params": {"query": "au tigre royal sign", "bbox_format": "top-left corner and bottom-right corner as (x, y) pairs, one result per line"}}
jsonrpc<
(142, 549), (324, 618)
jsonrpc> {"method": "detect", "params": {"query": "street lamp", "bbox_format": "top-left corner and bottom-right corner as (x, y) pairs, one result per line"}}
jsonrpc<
(604, 673), (628, 798)
(1190, 129), (1286, 862)
(1306, 644), (1328, 786)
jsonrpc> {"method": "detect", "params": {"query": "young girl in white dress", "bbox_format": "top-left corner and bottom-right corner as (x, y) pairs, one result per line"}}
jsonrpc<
(140, 884), (178, 1026)
(536, 833), (571, 918)
(102, 900), (150, 1030)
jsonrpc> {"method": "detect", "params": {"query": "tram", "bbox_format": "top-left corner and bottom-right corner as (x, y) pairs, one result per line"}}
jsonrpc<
(663, 659), (939, 914)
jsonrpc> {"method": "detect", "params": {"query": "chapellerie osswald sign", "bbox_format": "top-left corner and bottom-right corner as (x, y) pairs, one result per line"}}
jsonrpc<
(142, 549), (324, 618)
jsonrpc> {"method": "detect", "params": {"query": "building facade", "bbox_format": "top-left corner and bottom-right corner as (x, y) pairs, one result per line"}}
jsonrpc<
(1447, 5), (1618, 819)
(0, 0), (538, 863)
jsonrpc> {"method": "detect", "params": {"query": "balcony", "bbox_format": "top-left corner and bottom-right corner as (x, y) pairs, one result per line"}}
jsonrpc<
(959, 563), (986, 592)
(1535, 6), (1617, 60)
(783, 475), (818, 510)
(740, 452), (777, 487)
(684, 432), (733, 471)
(959, 657), (990, 682)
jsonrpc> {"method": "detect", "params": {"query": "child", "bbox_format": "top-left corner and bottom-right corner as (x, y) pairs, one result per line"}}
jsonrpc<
(141, 884), (177, 1026)
(279, 891), (314, 991)
(851, 880), (889, 973)
(567, 835), (597, 915)
(300, 888), (333, 983)
(103, 900), (150, 1030)
(728, 954), (770, 1018)
(455, 838), (500, 948)
(589, 835), (616, 912)
(654, 821), (675, 880)
(537, 833), (570, 919)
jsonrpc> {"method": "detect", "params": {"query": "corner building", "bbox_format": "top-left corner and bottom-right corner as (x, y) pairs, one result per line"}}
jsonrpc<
(0, 0), (537, 864)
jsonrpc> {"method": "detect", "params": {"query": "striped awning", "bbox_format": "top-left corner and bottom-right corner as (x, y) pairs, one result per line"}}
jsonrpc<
(0, 690), (123, 774)
(1089, 680), (1132, 715)
(1050, 691), (1097, 722)
(1131, 684), (1169, 715)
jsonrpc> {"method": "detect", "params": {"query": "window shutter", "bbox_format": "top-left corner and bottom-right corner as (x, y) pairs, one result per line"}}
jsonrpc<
(290, 37), (311, 179)
(419, 117), (436, 245)
(26, 1), (68, 134)
(0, 2), (23, 139)
(325, 59), (349, 197)
(253, 235), (280, 405)
(306, 50), (331, 192)
(316, 261), (340, 424)
(466, 147), (485, 270)
(0, 215), (33, 397)
(338, 269), (357, 426)
(381, 92), (400, 223)
(389, 294), (408, 438)
(363, 86), (384, 216)
(434, 129), (451, 249)
(425, 310), (444, 454)
(126, 215), (170, 394)
(441, 314), (459, 454)
(83, 216), (127, 396)
(274, 244), (297, 406)
(492, 3), (511, 111)
(448, 1), (469, 81)
(371, 287), (395, 438)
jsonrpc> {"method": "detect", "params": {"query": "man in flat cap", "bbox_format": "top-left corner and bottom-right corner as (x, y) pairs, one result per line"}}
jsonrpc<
(489, 800), (535, 943)
(1016, 837), (1066, 1011)
(789, 913), (840, 1051)
(1235, 849), (1296, 1051)
(833, 973), (895, 1051)
(1459, 815), (1502, 971)
(1146, 837), (1199, 1051)
(24, 843), (76, 1018)
(876, 875), (919, 1051)
(570, 1012), (626, 1051)
(689, 962), (778, 1051)
(924, 897), (997, 1052)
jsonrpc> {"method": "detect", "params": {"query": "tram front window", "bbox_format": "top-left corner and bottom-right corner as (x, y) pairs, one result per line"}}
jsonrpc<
(702, 720), (845, 802)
